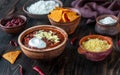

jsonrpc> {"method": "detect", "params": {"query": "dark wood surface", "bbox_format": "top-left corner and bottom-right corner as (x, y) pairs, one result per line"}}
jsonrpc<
(0, 0), (120, 75)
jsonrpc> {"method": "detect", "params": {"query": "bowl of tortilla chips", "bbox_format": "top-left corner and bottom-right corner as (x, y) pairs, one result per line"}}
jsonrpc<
(48, 7), (81, 34)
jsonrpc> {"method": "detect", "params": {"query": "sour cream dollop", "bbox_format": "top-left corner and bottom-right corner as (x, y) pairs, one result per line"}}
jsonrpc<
(28, 38), (46, 48)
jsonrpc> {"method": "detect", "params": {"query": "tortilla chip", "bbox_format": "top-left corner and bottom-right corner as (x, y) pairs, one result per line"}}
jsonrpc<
(62, 12), (70, 22)
(66, 12), (79, 22)
(2, 50), (21, 64)
(48, 7), (79, 22)
(48, 10), (63, 22)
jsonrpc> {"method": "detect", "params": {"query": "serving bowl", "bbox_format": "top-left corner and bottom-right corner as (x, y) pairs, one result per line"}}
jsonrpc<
(18, 25), (68, 59)
(0, 15), (27, 34)
(78, 35), (113, 61)
(48, 8), (81, 35)
(95, 14), (120, 36)
(23, 0), (63, 19)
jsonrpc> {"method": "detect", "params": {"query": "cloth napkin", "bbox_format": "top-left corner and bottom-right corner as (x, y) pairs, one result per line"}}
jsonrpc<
(71, 0), (120, 24)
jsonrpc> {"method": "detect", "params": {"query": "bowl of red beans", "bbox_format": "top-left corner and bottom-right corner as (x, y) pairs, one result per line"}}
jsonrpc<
(18, 25), (68, 59)
(0, 15), (27, 34)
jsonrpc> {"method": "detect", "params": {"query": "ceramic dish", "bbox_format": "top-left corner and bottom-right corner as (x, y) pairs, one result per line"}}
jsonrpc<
(23, 0), (63, 19)
(0, 15), (27, 34)
(78, 35), (113, 61)
(95, 14), (120, 36)
(18, 25), (68, 59)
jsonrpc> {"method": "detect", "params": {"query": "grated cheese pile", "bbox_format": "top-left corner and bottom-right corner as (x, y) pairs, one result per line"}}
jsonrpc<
(82, 38), (110, 52)
(27, 0), (59, 14)
(34, 30), (60, 43)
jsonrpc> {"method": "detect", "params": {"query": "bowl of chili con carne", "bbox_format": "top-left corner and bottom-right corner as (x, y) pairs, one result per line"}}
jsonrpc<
(18, 25), (68, 59)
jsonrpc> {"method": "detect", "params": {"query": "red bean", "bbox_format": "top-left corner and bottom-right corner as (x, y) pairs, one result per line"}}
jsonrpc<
(19, 23), (22, 25)
(4, 17), (24, 27)
(6, 21), (11, 26)
(24, 38), (30, 44)
(11, 19), (15, 23)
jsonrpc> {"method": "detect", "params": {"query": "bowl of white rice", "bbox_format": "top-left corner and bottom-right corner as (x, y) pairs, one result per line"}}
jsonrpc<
(23, 0), (63, 19)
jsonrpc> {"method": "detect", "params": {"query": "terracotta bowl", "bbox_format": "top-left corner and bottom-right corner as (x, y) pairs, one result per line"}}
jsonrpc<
(48, 8), (81, 35)
(18, 25), (68, 59)
(95, 14), (120, 36)
(23, 0), (63, 19)
(78, 35), (113, 61)
(0, 15), (27, 34)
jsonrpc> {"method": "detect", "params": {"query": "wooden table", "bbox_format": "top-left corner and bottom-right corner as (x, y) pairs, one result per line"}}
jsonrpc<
(0, 0), (120, 75)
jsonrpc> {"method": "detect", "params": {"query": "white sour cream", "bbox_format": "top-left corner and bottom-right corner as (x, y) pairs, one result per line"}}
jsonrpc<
(28, 38), (46, 48)
(27, 0), (59, 14)
(99, 17), (117, 25)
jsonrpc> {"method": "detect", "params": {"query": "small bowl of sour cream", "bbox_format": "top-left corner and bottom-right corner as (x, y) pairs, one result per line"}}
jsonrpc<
(23, 0), (63, 19)
(95, 14), (120, 36)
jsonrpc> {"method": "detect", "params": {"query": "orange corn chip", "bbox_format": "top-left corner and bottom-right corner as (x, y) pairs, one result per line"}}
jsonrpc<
(2, 50), (21, 64)
(66, 12), (79, 22)
(48, 10), (63, 22)
(48, 7), (79, 22)
(62, 12), (70, 22)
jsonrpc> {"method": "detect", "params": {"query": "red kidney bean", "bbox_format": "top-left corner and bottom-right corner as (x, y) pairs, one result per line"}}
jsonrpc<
(6, 21), (11, 25)
(24, 38), (30, 43)
(5, 17), (24, 27)
(14, 20), (18, 24)
(11, 19), (15, 23)
(18, 23), (22, 26)
(33, 66), (45, 75)
(17, 19), (21, 22)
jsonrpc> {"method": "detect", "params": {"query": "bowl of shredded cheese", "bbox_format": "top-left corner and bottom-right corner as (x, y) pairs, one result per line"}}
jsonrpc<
(23, 0), (63, 19)
(78, 35), (113, 61)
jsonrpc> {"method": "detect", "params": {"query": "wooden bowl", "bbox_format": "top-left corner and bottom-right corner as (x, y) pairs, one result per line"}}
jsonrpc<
(48, 8), (81, 35)
(78, 35), (113, 61)
(95, 14), (120, 36)
(23, 0), (63, 19)
(18, 25), (68, 59)
(0, 15), (27, 34)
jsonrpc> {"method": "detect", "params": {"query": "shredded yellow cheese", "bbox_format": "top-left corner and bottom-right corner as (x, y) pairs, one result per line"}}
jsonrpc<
(82, 38), (110, 52)
(34, 30), (60, 43)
